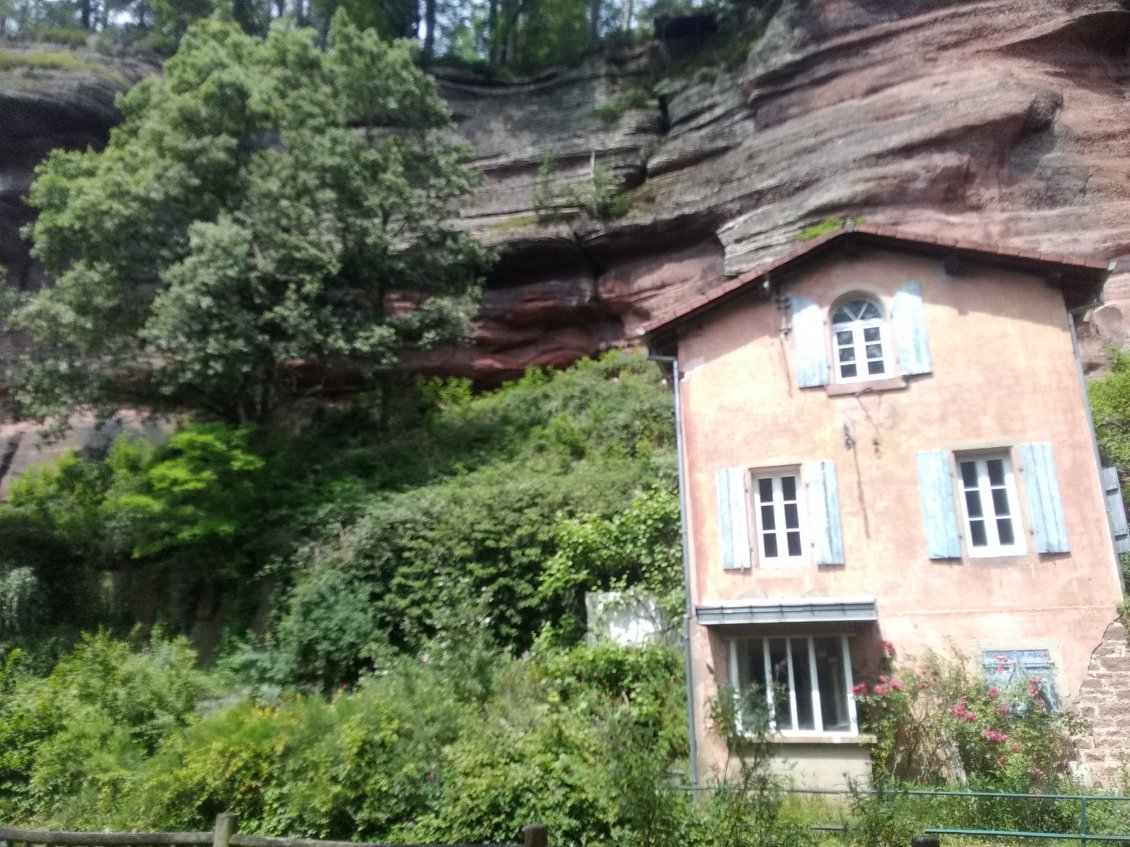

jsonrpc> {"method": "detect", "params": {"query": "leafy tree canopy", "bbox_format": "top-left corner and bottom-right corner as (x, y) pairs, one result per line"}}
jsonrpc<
(6, 14), (488, 426)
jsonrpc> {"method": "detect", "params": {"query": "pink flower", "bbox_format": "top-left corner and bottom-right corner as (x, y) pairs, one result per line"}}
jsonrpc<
(918, 682), (928, 689)
(879, 674), (890, 683)
(881, 640), (897, 658)
(1011, 742), (1021, 752)
(890, 677), (904, 692)
(966, 711), (978, 722)
(873, 684), (889, 696)
(1029, 676), (1040, 685)
(851, 682), (868, 696)
(988, 686), (999, 699)
(998, 755), (1006, 765)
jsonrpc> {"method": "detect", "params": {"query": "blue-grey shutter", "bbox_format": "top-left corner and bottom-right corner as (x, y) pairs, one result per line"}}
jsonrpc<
(891, 280), (932, 375)
(982, 649), (1058, 712)
(1019, 442), (1069, 553)
(1101, 466), (1130, 554)
(716, 467), (751, 570)
(791, 296), (828, 388)
(916, 451), (962, 559)
(803, 460), (844, 565)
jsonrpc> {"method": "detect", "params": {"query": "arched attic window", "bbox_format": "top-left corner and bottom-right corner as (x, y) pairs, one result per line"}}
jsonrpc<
(830, 297), (890, 382)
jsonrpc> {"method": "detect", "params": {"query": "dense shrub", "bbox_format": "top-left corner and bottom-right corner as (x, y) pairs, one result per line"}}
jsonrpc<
(856, 651), (1083, 792)
(0, 631), (212, 826)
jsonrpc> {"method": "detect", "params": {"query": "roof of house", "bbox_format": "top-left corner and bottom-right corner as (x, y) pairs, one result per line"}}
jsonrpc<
(640, 223), (1113, 348)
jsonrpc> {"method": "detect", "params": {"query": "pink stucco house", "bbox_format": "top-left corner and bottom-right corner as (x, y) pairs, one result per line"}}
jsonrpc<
(641, 224), (1125, 789)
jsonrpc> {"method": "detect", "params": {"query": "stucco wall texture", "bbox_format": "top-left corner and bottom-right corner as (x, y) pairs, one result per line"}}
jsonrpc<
(674, 247), (1124, 787)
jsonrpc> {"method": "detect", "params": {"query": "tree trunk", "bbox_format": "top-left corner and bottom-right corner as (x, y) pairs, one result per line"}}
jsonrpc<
(588, 0), (600, 47)
(422, 0), (435, 63)
(80, 0), (92, 30)
(620, 0), (631, 33)
(487, 0), (499, 63)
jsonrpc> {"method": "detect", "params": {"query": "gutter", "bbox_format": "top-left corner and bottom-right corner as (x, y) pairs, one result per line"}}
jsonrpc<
(647, 351), (699, 796)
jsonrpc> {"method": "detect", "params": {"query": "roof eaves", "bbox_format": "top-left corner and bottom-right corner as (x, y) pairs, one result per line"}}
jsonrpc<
(641, 224), (1111, 343)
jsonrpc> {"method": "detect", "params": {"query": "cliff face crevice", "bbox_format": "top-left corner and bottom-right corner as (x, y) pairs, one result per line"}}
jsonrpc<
(4, 0), (1130, 384)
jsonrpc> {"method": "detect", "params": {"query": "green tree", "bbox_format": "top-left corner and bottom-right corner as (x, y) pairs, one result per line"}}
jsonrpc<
(8, 14), (487, 427)
(1089, 348), (1130, 481)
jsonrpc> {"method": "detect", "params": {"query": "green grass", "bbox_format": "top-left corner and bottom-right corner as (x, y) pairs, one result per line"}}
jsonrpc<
(0, 47), (126, 84)
(797, 215), (866, 241)
(592, 84), (655, 125)
(483, 213), (541, 232)
(0, 48), (84, 72)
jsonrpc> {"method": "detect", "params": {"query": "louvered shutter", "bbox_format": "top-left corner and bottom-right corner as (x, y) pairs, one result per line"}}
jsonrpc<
(803, 460), (845, 565)
(891, 280), (932, 376)
(791, 296), (828, 388)
(1101, 466), (1130, 554)
(716, 467), (751, 570)
(916, 450), (962, 559)
(1019, 442), (1069, 553)
(982, 649), (1059, 712)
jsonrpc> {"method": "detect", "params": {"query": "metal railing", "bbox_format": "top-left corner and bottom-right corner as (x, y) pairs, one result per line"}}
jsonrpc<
(788, 787), (1130, 846)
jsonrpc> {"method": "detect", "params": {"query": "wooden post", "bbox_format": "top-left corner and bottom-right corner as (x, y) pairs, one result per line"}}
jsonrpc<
(213, 813), (238, 847)
(523, 823), (548, 847)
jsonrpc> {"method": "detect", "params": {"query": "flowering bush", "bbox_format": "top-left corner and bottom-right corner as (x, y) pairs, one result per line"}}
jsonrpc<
(854, 649), (1082, 790)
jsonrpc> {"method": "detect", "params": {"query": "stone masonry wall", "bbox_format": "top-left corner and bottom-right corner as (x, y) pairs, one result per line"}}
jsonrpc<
(1076, 619), (1130, 787)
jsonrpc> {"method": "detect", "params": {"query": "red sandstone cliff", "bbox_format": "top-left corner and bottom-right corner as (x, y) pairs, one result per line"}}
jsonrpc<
(4, 0), (1130, 385)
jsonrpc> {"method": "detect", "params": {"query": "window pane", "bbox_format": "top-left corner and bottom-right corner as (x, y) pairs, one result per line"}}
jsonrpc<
(864, 326), (880, 342)
(833, 307), (853, 324)
(763, 533), (778, 558)
(791, 640), (815, 731)
(987, 459), (1005, 486)
(965, 490), (983, 519)
(744, 641), (769, 729)
(970, 518), (987, 547)
(768, 639), (791, 730)
(865, 344), (882, 358)
(997, 518), (1015, 545)
(814, 637), (850, 731)
(761, 504), (776, 530)
(840, 346), (856, 362)
(841, 364), (857, 377)
(783, 503), (799, 528)
(867, 361), (885, 375)
(836, 330), (853, 345)
(781, 476), (797, 500)
(991, 488), (1010, 516)
(758, 478), (774, 500)
(859, 302), (881, 320)
(960, 461), (978, 487)
(786, 530), (802, 557)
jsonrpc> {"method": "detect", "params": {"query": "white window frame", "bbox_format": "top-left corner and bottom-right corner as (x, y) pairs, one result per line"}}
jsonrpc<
(751, 469), (807, 567)
(957, 452), (1026, 557)
(830, 298), (891, 383)
(729, 635), (859, 736)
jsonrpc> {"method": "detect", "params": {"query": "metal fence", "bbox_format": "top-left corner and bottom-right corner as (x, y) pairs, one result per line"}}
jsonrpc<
(788, 787), (1130, 846)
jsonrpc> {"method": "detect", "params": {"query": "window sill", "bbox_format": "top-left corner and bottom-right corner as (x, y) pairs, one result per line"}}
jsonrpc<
(825, 376), (907, 396)
(772, 732), (876, 746)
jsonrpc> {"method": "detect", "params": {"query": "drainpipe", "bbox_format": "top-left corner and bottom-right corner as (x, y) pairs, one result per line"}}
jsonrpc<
(648, 352), (699, 796)
(1068, 305), (1126, 599)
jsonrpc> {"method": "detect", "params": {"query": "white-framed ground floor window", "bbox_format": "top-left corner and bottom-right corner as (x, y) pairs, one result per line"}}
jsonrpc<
(729, 635), (858, 735)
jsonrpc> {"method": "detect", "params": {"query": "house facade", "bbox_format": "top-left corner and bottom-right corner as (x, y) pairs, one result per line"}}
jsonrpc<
(642, 225), (1124, 789)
